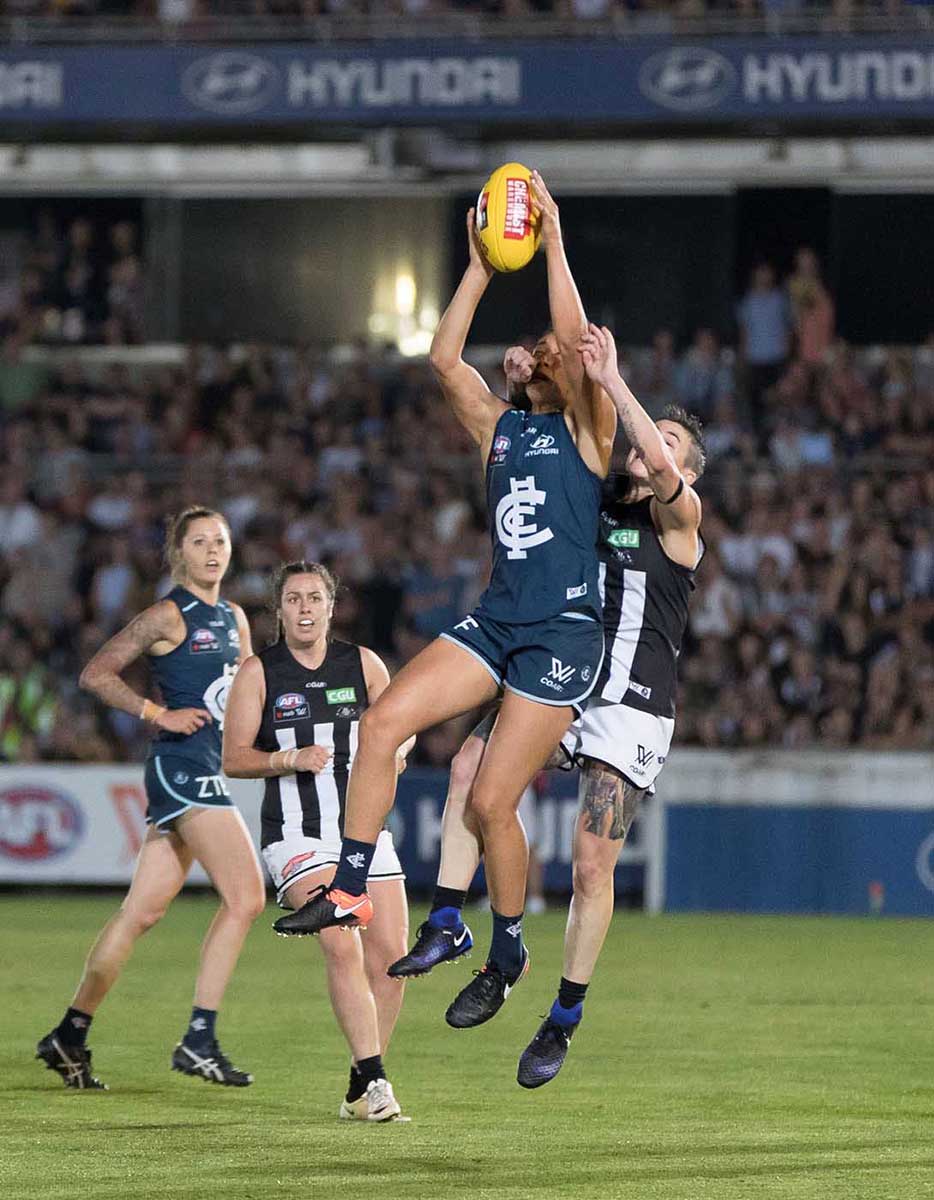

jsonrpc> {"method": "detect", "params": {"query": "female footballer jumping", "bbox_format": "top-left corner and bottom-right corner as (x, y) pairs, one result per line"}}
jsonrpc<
(275, 172), (617, 1032)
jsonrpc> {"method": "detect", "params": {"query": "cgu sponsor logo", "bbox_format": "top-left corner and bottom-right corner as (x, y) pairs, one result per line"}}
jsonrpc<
(282, 850), (317, 880)
(287, 56), (521, 109)
(0, 786), (84, 861)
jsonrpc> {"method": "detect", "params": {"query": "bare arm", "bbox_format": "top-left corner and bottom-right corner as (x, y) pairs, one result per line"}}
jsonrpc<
(430, 208), (509, 456)
(580, 323), (701, 562)
(361, 646), (416, 770)
(231, 602), (253, 662)
(79, 599), (211, 736)
(222, 655), (331, 779)
(530, 171), (616, 477)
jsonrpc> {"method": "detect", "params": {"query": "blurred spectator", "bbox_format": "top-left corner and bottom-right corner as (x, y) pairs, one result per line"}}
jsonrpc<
(0, 211), (145, 348)
(674, 328), (733, 420)
(736, 263), (792, 433)
(787, 247), (835, 367)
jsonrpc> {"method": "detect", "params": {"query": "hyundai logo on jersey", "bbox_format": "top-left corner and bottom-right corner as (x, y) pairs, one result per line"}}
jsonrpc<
(274, 692), (311, 722)
(190, 628), (221, 654)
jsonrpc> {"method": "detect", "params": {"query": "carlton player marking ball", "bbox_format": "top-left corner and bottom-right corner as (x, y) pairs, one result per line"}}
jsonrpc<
(475, 162), (541, 273)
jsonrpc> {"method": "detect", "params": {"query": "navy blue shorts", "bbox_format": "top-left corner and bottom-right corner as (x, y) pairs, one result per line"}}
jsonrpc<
(440, 609), (604, 714)
(145, 755), (233, 831)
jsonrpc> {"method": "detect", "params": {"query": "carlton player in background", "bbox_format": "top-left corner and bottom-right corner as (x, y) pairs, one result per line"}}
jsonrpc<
(37, 507), (263, 1090)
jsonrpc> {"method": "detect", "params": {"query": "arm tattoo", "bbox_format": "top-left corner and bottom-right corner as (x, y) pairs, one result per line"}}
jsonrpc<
(579, 758), (646, 842)
(80, 602), (178, 717)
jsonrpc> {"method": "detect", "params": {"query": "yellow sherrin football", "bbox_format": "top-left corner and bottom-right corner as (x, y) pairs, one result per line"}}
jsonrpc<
(475, 162), (541, 273)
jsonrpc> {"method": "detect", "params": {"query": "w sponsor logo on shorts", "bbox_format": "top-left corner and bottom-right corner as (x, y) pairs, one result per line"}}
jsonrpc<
(628, 744), (655, 778)
(540, 657), (576, 692)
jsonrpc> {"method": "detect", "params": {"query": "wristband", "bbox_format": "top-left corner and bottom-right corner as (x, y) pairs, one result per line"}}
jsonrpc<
(140, 699), (167, 724)
(660, 477), (685, 505)
(270, 748), (299, 772)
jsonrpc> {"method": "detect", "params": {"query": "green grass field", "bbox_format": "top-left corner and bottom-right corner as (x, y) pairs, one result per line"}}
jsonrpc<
(2, 895), (934, 1200)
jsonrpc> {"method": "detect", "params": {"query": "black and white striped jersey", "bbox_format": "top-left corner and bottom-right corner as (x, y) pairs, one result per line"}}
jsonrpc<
(256, 639), (368, 849)
(593, 495), (703, 719)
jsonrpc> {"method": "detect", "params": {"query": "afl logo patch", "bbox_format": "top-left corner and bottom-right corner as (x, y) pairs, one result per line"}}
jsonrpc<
(190, 628), (221, 654)
(0, 785), (84, 861)
(490, 434), (511, 466)
(274, 692), (310, 722)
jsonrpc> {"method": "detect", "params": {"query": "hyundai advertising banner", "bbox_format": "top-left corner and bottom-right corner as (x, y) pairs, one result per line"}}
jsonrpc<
(0, 39), (933, 127)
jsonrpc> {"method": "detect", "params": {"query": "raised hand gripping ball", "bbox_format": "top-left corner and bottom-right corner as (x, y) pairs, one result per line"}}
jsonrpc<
(475, 162), (541, 273)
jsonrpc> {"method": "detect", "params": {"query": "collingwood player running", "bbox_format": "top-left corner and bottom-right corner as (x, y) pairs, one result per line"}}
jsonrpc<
(390, 326), (705, 1089)
(37, 507), (263, 1091)
(222, 562), (413, 1122)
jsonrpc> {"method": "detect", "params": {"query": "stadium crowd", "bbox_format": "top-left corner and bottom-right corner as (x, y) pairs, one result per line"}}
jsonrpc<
(0, 210), (145, 350)
(0, 269), (931, 763)
(0, 0), (924, 24)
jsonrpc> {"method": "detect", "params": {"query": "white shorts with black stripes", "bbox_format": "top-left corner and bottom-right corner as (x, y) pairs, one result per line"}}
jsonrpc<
(560, 699), (675, 793)
(262, 829), (404, 907)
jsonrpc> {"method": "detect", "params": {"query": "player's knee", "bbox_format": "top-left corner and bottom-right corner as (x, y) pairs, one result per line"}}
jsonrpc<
(359, 702), (406, 756)
(572, 852), (614, 900)
(468, 785), (509, 826)
(123, 904), (168, 935)
(223, 886), (266, 925)
(450, 742), (482, 798)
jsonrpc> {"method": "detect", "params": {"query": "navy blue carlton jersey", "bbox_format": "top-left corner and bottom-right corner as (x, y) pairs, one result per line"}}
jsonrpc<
(147, 586), (241, 771)
(478, 408), (603, 624)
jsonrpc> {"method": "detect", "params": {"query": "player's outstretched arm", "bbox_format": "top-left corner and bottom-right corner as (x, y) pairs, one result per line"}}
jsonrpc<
(222, 656), (331, 778)
(530, 170), (616, 476)
(430, 208), (508, 452)
(79, 598), (211, 735)
(579, 323), (701, 534)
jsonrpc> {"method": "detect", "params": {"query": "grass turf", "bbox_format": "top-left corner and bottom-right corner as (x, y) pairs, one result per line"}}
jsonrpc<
(2, 895), (933, 1200)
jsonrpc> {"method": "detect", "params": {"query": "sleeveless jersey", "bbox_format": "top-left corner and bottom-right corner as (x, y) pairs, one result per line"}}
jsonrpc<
(594, 494), (703, 719)
(256, 639), (368, 849)
(478, 408), (603, 624)
(147, 586), (241, 771)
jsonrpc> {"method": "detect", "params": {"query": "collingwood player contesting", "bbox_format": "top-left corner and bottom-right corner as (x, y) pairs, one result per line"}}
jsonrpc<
(390, 326), (706, 1090)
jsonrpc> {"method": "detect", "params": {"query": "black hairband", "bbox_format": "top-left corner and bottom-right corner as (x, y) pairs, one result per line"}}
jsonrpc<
(660, 477), (685, 505)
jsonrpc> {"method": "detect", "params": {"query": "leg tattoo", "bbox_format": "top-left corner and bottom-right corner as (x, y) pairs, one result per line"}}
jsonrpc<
(579, 759), (646, 841)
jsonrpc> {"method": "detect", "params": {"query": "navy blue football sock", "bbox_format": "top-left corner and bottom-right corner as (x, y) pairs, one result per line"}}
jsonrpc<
(549, 999), (584, 1028)
(428, 905), (464, 931)
(488, 908), (525, 979)
(331, 838), (376, 896)
(183, 1006), (217, 1050)
(55, 1007), (92, 1047)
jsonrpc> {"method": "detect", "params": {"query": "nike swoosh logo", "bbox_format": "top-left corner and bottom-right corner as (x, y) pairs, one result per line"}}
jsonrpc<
(333, 898), (368, 919)
(452, 929), (468, 947)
